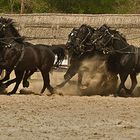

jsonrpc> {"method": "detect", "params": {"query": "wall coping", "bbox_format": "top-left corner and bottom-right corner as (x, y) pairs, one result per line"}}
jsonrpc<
(1, 13), (140, 17)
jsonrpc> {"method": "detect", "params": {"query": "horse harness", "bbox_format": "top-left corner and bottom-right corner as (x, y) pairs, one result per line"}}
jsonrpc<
(14, 45), (25, 68)
(0, 40), (25, 69)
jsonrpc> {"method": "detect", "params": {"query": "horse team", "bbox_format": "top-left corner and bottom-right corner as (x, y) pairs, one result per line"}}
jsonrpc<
(0, 17), (139, 97)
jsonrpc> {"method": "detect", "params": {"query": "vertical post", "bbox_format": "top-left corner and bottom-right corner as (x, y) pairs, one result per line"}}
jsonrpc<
(10, 0), (14, 13)
(20, 0), (24, 14)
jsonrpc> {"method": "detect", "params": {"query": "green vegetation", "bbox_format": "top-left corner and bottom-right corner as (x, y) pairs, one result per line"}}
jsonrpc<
(0, 0), (140, 14)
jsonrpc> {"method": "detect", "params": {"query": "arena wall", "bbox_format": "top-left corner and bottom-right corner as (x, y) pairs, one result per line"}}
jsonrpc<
(1, 13), (140, 46)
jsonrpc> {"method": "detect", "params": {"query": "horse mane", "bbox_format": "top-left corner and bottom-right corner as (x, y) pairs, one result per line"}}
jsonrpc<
(98, 24), (127, 42)
(110, 29), (127, 42)
(80, 24), (95, 32)
(72, 27), (79, 32)
(0, 17), (24, 43)
(98, 24), (110, 32)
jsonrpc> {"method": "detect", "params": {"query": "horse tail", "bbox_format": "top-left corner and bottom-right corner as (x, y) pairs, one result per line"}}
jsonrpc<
(57, 48), (66, 66)
(51, 45), (66, 67)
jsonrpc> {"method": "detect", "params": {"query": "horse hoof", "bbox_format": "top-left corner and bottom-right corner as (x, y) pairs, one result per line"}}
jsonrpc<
(7, 92), (14, 96)
(125, 93), (131, 97)
(57, 92), (63, 96)
(39, 93), (45, 96)
(0, 85), (6, 94)
(113, 93), (118, 97)
(54, 86), (61, 90)
(56, 84), (64, 89)
(23, 81), (29, 88)
(46, 93), (53, 96)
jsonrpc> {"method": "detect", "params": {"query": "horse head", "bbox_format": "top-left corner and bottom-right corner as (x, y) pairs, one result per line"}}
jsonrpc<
(0, 17), (11, 38)
(65, 27), (79, 56)
(66, 24), (95, 56)
(0, 17), (14, 37)
(93, 24), (128, 54)
(75, 24), (95, 48)
(0, 17), (24, 44)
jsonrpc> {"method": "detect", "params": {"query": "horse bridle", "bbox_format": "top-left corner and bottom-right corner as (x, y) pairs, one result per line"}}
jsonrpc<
(66, 29), (78, 52)
(0, 20), (13, 31)
(0, 21), (23, 47)
(76, 27), (93, 51)
(0, 21), (25, 69)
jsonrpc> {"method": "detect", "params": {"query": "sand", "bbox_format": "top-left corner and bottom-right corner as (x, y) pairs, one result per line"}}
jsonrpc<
(0, 70), (139, 140)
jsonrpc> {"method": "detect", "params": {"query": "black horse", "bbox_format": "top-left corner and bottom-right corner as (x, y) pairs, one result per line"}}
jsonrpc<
(0, 18), (38, 88)
(57, 25), (96, 88)
(24, 42), (66, 68)
(58, 24), (118, 96)
(74, 24), (95, 52)
(49, 44), (66, 67)
(33, 43), (66, 67)
(0, 17), (55, 95)
(93, 24), (139, 96)
(56, 28), (80, 87)
(0, 17), (65, 91)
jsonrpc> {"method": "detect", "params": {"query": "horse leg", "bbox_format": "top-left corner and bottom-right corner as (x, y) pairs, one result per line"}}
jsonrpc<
(115, 73), (129, 97)
(0, 77), (17, 93)
(0, 69), (12, 92)
(3, 78), (17, 88)
(0, 69), (12, 83)
(22, 70), (30, 87)
(56, 76), (72, 88)
(40, 69), (54, 95)
(57, 61), (80, 88)
(0, 69), (2, 75)
(3, 70), (30, 88)
(7, 70), (24, 95)
(22, 70), (36, 88)
(127, 73), (137, 95)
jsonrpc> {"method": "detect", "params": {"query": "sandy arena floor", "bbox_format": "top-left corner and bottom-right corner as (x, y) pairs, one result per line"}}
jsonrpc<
(0, 71), (140, 140)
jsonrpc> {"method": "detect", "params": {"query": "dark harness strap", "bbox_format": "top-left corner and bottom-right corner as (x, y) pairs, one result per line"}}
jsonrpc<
(14, 46), (25, 68)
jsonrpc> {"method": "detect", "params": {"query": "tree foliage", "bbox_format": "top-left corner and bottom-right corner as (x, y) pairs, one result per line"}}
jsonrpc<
(0, 0), (140, 14)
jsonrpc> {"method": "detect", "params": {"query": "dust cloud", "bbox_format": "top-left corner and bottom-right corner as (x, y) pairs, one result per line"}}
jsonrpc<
(78, 56), (118, 96)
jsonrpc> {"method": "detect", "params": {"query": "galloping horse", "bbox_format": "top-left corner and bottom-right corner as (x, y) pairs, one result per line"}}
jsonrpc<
(57, 24), (106, 88)
(57, 27), (81, 87)
(0, 17), (55, 95)
(57, 25), (95, 88)
(93, 24), (139, 96)
(33, 43), (66, 67)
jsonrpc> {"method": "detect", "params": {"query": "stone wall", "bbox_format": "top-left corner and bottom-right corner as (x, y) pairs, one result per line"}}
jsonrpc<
(1, 13), (140, 46)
